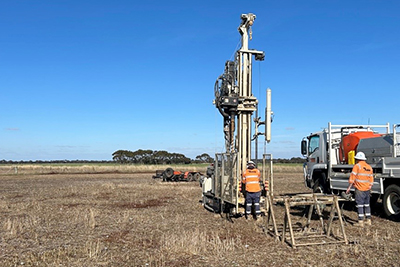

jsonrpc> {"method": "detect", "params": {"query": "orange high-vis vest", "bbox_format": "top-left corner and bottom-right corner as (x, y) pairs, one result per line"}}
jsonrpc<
(349, 161), (373, 191)
(242, 168), (261, 192)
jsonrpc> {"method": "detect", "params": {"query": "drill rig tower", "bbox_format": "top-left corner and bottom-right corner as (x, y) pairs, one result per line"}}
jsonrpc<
(203, 13), (269, 215)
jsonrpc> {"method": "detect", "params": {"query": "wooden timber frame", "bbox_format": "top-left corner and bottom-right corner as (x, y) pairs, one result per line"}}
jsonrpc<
(264, 193), (349, 249)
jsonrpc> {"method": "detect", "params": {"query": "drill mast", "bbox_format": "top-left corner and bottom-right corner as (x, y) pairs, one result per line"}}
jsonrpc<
(214, 13), (265, 176)
(211, 13), (266, 213)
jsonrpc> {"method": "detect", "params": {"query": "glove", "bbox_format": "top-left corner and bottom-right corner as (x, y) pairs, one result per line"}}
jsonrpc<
(341, 191), (352, 201)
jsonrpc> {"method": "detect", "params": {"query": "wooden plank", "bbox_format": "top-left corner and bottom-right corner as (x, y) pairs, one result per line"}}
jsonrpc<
(284, 198), (296, 248)
(326, 201), (336, 236)
(267, 194), (280, 241)
(305, 202), (314, 233)
(292, 240), (347, 247)
(282, 210), (287, 244)
(313, 194), (325, 234)
(334, 195), (348, 244)
(293, 234), (327, 239)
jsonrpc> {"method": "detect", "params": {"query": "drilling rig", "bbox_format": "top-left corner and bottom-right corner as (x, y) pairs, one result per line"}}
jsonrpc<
(202, 13), (273, 215)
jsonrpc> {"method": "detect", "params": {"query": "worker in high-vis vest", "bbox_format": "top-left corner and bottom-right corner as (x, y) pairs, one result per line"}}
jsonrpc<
(346, 151), (374, 227)
(242, 160), (262, 220)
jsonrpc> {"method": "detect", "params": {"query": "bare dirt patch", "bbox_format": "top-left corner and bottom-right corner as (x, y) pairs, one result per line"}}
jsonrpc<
(0, 172), (399, 266)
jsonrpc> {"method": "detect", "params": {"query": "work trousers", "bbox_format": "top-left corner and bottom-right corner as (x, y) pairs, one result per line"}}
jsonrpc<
(355, 189), (371, 221)
(245, 191), (261, 217)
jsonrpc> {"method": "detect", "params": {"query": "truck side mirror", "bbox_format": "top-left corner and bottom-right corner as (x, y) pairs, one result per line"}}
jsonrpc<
(301, 139), (308, 156)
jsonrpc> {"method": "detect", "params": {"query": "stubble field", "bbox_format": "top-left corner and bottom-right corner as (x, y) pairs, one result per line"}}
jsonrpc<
(0, 164), (399, 266)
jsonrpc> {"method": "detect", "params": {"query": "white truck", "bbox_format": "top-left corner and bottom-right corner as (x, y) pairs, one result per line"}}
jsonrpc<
(301, 123), (400, 219)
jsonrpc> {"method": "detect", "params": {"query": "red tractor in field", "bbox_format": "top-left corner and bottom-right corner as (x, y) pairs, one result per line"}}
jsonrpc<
(152, 168), (202, 182)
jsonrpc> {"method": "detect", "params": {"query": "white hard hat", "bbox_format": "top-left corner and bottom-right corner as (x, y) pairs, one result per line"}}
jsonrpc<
(354, 151), (367, 161)
(247, 160), (255, 166)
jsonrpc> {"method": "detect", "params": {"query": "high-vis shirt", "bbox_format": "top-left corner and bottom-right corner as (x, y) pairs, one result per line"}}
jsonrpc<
(349, 161), (374, 191)
(242, 168), (261, 192)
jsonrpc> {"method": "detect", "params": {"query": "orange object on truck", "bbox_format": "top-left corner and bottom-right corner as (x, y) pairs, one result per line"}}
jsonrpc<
(339, 131), (383, 163)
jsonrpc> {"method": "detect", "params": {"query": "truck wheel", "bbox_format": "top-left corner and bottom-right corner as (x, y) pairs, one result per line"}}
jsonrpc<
(187, 173), (193, 182)
(313, 180), (324, 194)
(383, 184), (400, 219)
(164, 168), (174, 179)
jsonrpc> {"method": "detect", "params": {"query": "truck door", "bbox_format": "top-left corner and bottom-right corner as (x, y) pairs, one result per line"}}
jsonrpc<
(303, 134), (323, 187)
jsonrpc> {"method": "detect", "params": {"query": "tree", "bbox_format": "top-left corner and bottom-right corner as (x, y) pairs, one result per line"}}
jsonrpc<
(195, 153), (214, 163)
(111, 149), (192, 164)
(131, 149), (154, 164)
(112, 150), (134, 164)
(168, 153), (191, 164)
(153, 150), (171, 164)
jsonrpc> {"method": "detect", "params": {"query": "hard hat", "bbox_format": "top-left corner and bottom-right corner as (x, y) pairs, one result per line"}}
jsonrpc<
(354, 151), (367, 161)
(247, 160), (255, 166)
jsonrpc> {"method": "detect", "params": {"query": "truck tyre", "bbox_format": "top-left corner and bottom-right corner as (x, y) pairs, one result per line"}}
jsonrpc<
(383, 184), (400, 220)
(164, 168), (174, 180)
(312, 173), (331, 194)
(313, 180), (324, 194)
(187, 173), (193, 182)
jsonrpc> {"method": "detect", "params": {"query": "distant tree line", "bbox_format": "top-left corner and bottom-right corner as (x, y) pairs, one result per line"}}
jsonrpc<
(0, 154), (304, 165)
(111, 150), (214, 164)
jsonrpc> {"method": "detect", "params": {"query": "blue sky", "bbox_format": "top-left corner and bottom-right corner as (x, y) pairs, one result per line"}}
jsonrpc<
(1, 0), (399, 161)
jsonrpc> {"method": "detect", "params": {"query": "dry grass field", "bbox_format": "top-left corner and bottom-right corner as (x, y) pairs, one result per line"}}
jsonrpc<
(0, 164), (399, 266)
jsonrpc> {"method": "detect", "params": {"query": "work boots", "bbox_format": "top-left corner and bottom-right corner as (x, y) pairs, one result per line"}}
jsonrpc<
(365, 218), (372, 226)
